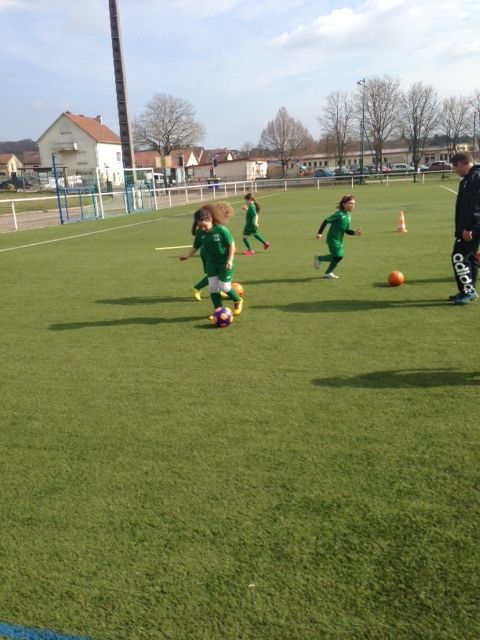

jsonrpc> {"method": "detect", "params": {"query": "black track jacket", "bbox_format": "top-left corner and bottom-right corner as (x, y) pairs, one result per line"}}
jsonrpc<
(455, 164), (480, 238)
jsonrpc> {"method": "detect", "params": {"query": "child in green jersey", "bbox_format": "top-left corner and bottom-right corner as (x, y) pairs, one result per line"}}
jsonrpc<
(241, 193), (270, 255)
(313, 194), (361, 279)
(186, 203), (231, 301)
(180, 205), (243, 315)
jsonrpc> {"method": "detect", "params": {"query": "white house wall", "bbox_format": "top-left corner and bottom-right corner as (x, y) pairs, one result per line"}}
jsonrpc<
(38, 115), (123, 184)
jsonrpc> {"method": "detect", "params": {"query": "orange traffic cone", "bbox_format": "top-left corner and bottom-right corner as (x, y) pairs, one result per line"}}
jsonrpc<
(397, 210), (408, 233)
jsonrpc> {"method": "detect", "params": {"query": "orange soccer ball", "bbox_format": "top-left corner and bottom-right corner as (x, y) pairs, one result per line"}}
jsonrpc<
(388, 271), (405, 287)
(231, 282), (244, 297)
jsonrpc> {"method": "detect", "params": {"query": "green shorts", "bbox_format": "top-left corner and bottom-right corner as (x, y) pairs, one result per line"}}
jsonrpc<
(206, 260), (235, 282)
(327, 240), (344, 258)
(243, 224), (257, 236)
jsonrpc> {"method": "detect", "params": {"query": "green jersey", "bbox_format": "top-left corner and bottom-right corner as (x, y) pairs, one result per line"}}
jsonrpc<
(243, 203), (258, 235)
(193, 228), (207, 258)
(202, 224), (234, 264)
(325, 210), (351, 244)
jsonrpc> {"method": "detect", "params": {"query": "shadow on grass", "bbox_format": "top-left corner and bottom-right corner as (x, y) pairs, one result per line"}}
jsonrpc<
(313, 368), (480, 388)
(95, 296), (190, 305)
(49, 315), (207, 330)
(253, 297), (449, 313)
(241, 277), (319, 285)
(373, 276), (452, 288)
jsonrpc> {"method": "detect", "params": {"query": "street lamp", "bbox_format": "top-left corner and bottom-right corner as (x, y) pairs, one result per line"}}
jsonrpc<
(474, 111), (477, 162)
(357, 78), (366, 179)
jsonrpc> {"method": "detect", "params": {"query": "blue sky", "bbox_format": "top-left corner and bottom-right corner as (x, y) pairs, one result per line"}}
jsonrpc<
(0, 0), (479, 149)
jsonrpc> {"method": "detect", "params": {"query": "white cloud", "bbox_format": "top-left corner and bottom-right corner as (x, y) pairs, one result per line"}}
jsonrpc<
(271, 8), (364, 49)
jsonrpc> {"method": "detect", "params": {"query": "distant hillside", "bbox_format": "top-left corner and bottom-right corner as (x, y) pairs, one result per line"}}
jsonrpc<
(0, 139), (38, 155)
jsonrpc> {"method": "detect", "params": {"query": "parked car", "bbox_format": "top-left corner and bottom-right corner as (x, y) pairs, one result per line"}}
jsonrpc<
(416, 164), (429, 172)
(390, 163), (415, 173)
(0, 179), (17, 191)
(334, 167), (352, 177)
(0, 176), (36, 189)
(428, 161), (453, 172)
(351, 165), (375, 175)
(313, 168), (334, 178)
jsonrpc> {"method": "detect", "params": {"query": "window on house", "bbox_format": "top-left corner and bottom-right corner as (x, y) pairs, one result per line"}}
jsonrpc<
(116, 152), (121, 162)
(77, 151), (88, 165)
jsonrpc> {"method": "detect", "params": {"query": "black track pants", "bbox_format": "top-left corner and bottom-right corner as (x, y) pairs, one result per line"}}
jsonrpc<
(451, 237), (480, 294)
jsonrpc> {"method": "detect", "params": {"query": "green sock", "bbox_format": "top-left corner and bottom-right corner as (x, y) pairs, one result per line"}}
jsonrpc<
(194, 276), (208, 290)
(254, 232), (266, 244)
(211, 292), (222, 308)
(243, 238), (252, 250)
(227, 288), (240, 302)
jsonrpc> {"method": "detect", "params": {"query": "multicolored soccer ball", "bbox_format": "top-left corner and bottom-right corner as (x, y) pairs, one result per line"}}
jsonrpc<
(388, 271), (405, 287)
(231, 282), (244, 297)
(209, 306), (234, 328)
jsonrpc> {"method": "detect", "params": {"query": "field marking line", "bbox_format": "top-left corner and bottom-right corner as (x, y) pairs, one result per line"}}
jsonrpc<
(0, 217), (167, 254)
(0, 191), (284, 254)
(439, 186), (458, 195)
(155, 244), (191, 250)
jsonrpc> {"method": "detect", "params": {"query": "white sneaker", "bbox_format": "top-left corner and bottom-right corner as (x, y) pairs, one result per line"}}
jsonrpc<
(313, 255), (320, 270)
(323, 272), (339, 279)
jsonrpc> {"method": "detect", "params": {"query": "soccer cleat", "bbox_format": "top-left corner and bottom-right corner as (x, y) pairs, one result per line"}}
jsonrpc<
(323, 272), (339, 279)
(313, 255), (320, 270)
(263, 241), (270, 250)
(192, 287), (201, 301)
(453, 291), (479, 305)
(220, 291), (228, 299)
(242, 250), (255, 256)
(448, 292), (462, 301)
(233, 298), (244, 316)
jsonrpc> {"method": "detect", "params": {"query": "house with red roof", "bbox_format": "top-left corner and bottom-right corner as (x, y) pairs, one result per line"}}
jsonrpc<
(0, 153), (23, 178)
(37, 112), (123, 185)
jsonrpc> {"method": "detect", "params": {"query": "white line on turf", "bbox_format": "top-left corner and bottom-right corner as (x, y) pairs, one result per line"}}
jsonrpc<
(155, 245), (191, 251)
(439, 186), (458, 195)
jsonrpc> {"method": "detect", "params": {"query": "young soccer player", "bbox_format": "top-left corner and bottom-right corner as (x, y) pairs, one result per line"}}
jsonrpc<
(313, 194), (361, 278)
(241, 193), (270, 255)
(188, 203), (232, 301)
(179, 205), (243, 315)
(189, 204), (213, 300)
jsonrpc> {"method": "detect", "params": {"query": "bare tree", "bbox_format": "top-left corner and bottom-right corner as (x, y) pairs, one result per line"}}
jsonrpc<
(240, 142), (254, 157)
(259, 107), (311, 176)
(360, 76), (401, 172)
(133, 93), (205, 156)
(440, 96), (472, 156)
(399, 82), (439, 171)
(472, 89), (480, 161)
(319, 90), (356, 168)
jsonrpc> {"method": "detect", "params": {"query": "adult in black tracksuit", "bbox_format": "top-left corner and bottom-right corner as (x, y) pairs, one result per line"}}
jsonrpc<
(450, 152), (480, 305)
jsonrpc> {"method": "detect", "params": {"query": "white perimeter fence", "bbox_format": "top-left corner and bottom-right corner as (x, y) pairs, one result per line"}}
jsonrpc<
(0, 170), (444, 235)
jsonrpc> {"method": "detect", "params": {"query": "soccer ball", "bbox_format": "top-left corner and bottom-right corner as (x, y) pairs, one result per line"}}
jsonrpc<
(231, 282), (244, 297)
(388, 271), (405, 286)
(209, 306), (234, 328)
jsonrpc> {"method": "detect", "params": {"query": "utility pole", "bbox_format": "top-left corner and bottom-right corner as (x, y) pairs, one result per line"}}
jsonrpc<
(474, 111), (477, 162)
(357, 78), (366, 182)
(108, 0), (136, 180)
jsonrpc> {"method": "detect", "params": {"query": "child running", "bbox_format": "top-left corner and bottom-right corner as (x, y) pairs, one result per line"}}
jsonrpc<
(179, 204), (243, 316)
(313, 194), (361, 279)
(189, 203), (214, 301)
(188, 202), (231, 301)
(241, 192), (270, 255)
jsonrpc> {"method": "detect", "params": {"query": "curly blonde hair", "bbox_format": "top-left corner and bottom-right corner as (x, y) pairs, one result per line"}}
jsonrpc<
(210, 201), (234, 226)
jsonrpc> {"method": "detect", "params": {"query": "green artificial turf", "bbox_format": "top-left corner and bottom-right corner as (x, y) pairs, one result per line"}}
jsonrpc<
(0, 178), (479, 639)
